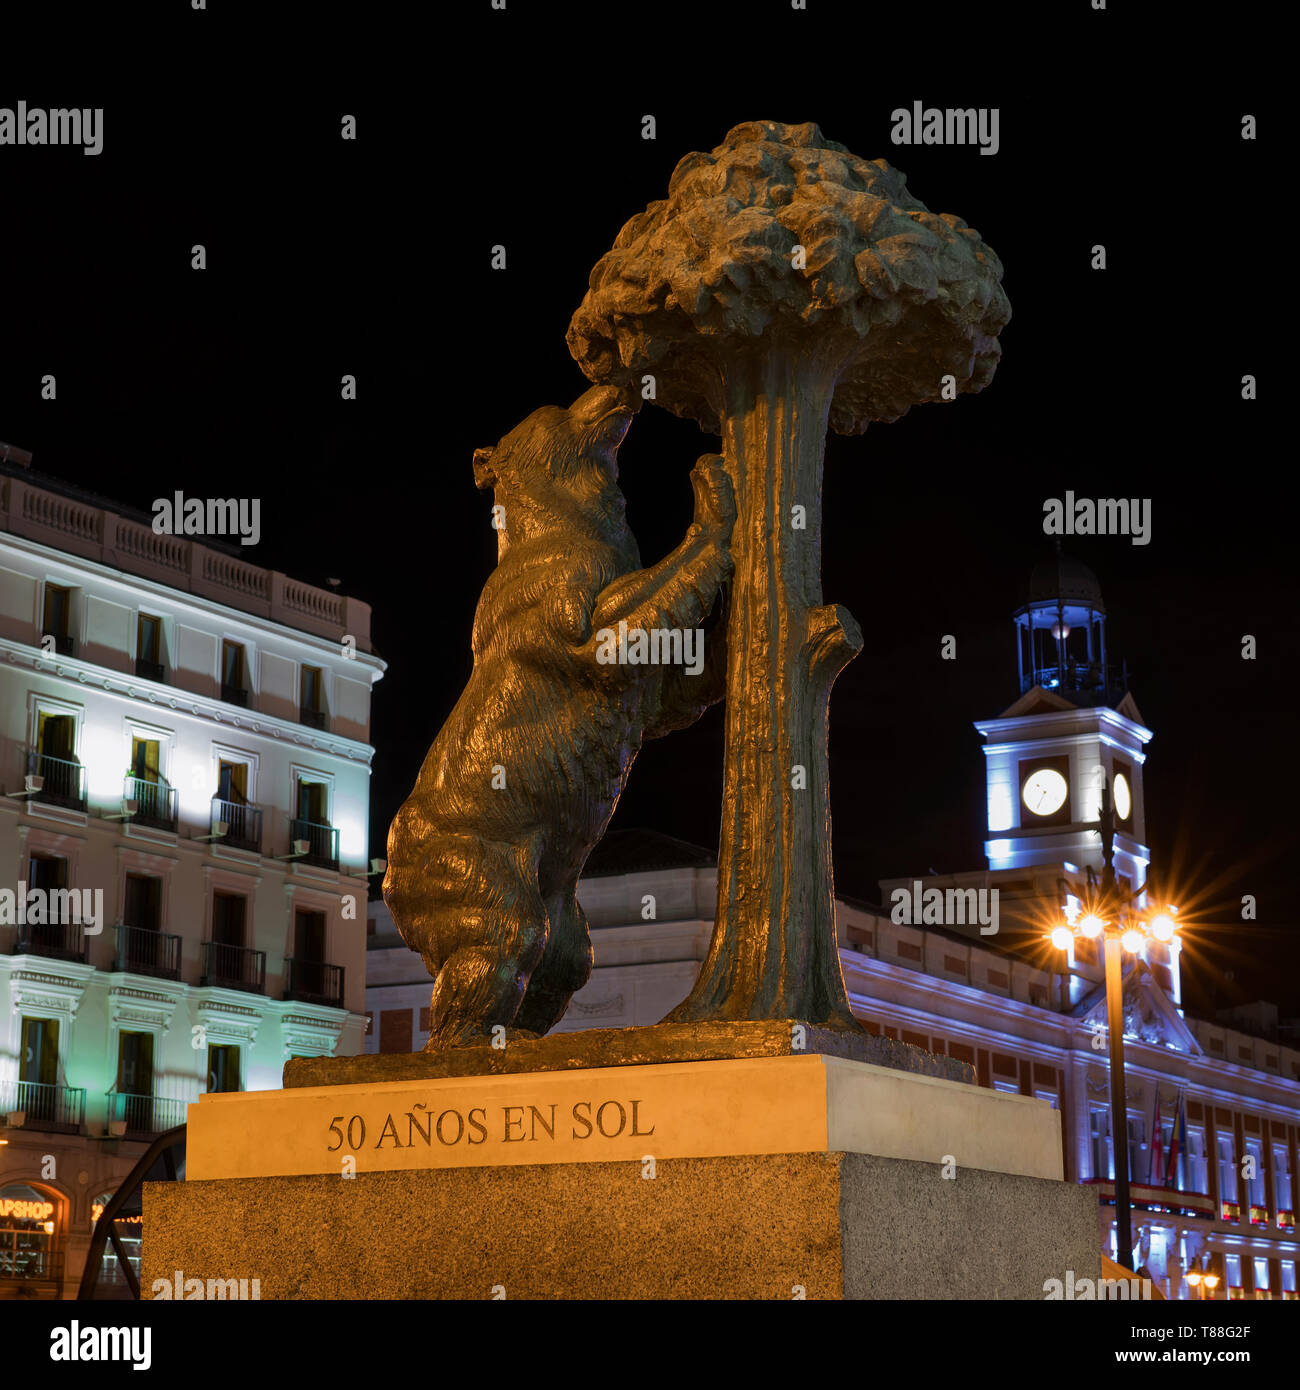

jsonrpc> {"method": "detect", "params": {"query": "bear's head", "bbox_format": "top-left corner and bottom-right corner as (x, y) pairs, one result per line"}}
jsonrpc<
(472, 386), (639, 561)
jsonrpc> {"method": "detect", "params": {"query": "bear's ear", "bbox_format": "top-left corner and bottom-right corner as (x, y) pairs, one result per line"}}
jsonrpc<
(472, 446), (498, 490)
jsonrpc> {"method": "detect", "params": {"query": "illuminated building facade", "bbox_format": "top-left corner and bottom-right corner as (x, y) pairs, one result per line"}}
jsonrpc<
(0, 456), (383, 1297)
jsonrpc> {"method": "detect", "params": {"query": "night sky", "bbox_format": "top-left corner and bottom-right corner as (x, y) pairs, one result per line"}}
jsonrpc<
(2, 8), (1292, 1017)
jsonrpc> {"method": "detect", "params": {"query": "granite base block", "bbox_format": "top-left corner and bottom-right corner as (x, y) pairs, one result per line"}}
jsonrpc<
(143, 1151), (1098, 1300)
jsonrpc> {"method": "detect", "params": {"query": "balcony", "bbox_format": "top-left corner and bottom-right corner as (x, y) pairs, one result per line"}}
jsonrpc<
(211, 796), (262, 854)
(291, 818), (339, 871)
(41, 631), (75, 657)
(124, 775), (177, 832)
(25, 749), (87, 811)
(135, 657), (165, 683)
(105, 1091), (187, 1138)
(12, 918), (88, 963)
(0, 1077), (86, 1133)
(200, 940), (266, 995)
(221, 683), (249, 708)
(112, 924), (181, 981)
(1083, 1177), (1215, 1218)
(283, 957), (345, 1008)
(299, 708), (329, 731)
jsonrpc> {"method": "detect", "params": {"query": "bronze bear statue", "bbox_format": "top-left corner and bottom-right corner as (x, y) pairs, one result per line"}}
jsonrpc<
(383, 384), (734, 1049)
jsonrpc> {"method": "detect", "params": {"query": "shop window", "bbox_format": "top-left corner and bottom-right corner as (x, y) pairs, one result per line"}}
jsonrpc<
(0, 1183), (61, 1284)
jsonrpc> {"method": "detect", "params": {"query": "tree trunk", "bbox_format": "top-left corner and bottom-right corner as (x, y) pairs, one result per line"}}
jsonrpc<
(666, 351), (863, 1026)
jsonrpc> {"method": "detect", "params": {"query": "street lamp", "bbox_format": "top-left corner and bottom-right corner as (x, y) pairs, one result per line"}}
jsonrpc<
(1187, 1270), (1202, 1299)
(1203, 1273), (1220, 1299)
(1047, 774), (1180, 1272)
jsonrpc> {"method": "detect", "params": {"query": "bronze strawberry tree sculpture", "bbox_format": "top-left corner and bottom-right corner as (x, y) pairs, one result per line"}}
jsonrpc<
(567, 121), (1011, 1029)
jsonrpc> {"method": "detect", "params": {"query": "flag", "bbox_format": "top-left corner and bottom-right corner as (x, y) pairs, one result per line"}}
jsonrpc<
(1148, 1089), (1164, 1186)
(1164, 1090), (1186, 1188)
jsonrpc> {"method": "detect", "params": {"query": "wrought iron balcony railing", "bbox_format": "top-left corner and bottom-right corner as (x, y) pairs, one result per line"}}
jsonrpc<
(290, 818), (339, 870)
(299, 707), (328, 731)
(112, 923), (181, 980)
(200, 939), (266, 994)
(0, 1077), (86, 1132)
(105, 1091), (187, 1138)
(25, 748), (87, 811)
(211, 796), (262, 854)
(41, 631), (75, 657)
(283, 957), (345, 1008)
(124, 775), (177, 831)
(12, 918), (88, 963)
(134, 657), (166, 683)
(220, 683), (249, 707)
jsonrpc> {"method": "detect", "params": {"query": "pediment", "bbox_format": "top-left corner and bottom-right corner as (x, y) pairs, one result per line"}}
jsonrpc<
(1072, 961), (1200, 1054)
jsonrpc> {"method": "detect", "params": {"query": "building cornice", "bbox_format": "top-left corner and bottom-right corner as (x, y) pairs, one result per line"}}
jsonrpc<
(0, 638), (376, 766)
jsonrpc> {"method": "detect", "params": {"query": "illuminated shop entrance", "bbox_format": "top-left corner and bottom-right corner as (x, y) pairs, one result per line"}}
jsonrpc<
(0, 1182), (62, 1289)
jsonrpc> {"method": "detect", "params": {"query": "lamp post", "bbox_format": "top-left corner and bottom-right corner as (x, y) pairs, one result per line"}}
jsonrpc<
(1048, 775), (1180, 1273)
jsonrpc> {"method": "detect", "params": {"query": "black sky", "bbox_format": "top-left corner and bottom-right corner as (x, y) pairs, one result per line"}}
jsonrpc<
(1, 6), (1292, 1016)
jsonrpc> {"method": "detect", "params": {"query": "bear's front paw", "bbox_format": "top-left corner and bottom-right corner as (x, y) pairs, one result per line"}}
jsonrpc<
(691, 454), (736, 540)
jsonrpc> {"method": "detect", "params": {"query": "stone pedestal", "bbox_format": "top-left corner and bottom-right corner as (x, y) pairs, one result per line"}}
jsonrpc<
(144, 1053), (1098, 1299)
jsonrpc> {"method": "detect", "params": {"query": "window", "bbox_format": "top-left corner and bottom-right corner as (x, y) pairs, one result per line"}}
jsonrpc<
(136, 614), (164, 677)
(36, 709), (75, 758)
(18, 1017), (60, 1122)
(300, 667), (322, 717)
(1090, 1107), (1111, 1180)
(211, 892), (246, 948)
(1246, 1138), (1265, 1208)
(1282, 1261), (1297, 1298)
(0, 1183), (61, 1282)
(1273, 1144), (1293, 1216)
(116, 1031), (154, 1098)
(123, 874), (162, 931)
(993, 1079), (1019, 1095)
(28, 853), (68, 894)
(1253, 1257), (1269, 1297)
(1033, 1089), (1058, 1110)
(206, 1044), (240, 1094)
(1225, 1253), (1243, 1297)
(1185, 1128), (1207, 1194)
(34, 711), (80, 805)
(42, 583), (72, 648)
(379, 1009), (412, 1055)
(216, 759), (248, 804)
(297, 779), (328, 825)
(221, 641), (246, 696)
(130, 736), (161, 782)
(1218, 1133), (1239, 1217)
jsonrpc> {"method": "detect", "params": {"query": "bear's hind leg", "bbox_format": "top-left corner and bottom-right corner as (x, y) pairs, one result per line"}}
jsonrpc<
(425, 839), (550, 1051)
(513, 889), (594, 1037)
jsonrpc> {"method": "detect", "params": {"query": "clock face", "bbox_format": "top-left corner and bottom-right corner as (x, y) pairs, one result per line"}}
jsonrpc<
(1022, 768), (1068, 818)
(1113, 772), (1132, 821)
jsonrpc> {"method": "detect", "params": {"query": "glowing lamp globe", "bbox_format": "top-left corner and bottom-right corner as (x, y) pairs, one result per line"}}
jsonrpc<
(1150, 914), (1175, 942)
(1121, 928), (1144, 954)
(1080, 914), (1103, 938)
(1050, 926), (1073, 951)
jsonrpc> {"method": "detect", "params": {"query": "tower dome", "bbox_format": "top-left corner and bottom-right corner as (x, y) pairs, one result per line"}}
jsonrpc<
(1012, 547), (1125, 704)
(1025, 552), (1105, 613)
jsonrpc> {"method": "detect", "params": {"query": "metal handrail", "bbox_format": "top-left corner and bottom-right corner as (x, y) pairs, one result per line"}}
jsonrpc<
(77, 1124), (185, 1300)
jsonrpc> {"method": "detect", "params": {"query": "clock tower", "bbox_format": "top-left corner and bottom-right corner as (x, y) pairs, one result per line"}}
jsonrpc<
(974, 548), (1153, 898)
